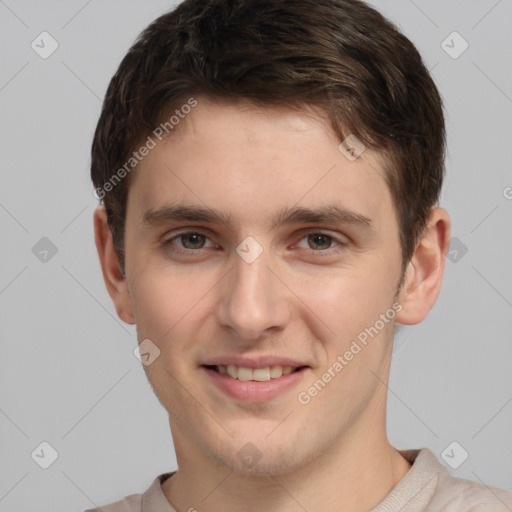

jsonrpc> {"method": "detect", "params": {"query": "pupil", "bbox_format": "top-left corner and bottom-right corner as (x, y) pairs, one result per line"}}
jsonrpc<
(310, 234), (330, 250)
(183, 233), (204, 249)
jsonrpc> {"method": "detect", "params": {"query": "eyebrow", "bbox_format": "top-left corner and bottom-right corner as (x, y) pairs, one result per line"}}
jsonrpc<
(140, 203), (372, 231)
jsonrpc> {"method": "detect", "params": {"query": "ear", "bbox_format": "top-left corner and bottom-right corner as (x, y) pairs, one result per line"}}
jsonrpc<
(395, 207), (451, 325)
(93, 206), (135, 324)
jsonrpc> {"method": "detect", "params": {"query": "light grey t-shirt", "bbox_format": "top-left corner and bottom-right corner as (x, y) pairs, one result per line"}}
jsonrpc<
(84, 448), (512, 511)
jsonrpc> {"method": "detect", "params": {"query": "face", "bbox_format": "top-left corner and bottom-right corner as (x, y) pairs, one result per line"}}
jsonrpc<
(121, 97), (406, 475)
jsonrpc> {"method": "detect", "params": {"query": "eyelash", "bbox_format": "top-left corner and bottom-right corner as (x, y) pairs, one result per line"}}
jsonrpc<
(162, 229), (348, 256)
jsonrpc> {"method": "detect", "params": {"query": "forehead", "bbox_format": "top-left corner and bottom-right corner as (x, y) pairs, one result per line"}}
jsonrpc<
(128, 98), (396, 234)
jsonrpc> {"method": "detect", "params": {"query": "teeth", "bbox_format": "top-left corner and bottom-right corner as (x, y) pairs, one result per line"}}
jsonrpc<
(253, 368), (270, 381)
(216, 364), (297, 381)
(237, 366), (253, 381)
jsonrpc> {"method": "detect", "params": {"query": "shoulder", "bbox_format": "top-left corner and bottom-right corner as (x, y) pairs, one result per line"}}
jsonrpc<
(435, 469), (512, 511)
(83, 493), (142, 512)
(83, 472), (175, 512)
(408, 448), (512, 511)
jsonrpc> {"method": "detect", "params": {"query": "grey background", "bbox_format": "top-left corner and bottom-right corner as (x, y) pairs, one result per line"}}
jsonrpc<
(0, 1), (511, 511)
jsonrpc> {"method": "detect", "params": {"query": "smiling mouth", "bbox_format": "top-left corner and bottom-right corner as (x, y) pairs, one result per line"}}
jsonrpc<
(202, 364), (308, 381)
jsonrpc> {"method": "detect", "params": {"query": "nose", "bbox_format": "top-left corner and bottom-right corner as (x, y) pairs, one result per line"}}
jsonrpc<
(214, 244), (291, 343)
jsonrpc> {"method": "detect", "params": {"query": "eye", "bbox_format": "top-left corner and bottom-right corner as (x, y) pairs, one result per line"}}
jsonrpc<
(161, 229), (347, 257)
(163, 231), (216, 252)
(295, 231), (346, 253)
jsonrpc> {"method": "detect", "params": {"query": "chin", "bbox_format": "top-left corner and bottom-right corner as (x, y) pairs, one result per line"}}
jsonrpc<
(205, 435), (311, 477)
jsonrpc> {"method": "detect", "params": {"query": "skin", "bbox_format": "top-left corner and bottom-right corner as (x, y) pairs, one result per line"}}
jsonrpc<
(94, 96), (450, 512)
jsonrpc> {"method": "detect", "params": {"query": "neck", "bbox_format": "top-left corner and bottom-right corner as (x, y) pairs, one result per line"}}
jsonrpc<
(162, 416), (412, 512)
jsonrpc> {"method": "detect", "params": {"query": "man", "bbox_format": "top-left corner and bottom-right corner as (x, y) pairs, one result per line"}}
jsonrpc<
(88, 0), (512, 510)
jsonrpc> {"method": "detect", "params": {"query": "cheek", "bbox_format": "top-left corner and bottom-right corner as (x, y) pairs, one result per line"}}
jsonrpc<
(128, 268), (182, 337)
(128, 267), (216, 364)
(293, 268), (394, 337)
(130, 259), (201, 313)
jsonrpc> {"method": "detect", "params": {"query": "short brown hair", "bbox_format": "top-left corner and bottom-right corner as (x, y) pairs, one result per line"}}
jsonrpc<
(91, 0), (445, 277)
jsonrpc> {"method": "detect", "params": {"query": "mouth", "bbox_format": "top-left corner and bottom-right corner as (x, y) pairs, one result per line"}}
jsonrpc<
(200, 364), (310, 402)
(201, 364), (309, 381)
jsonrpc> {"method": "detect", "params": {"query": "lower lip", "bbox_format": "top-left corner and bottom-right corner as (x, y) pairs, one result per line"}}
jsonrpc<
(200, 366), (309, 402)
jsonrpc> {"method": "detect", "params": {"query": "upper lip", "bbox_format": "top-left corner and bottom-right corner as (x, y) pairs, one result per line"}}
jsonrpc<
(200, 355), (310, 369)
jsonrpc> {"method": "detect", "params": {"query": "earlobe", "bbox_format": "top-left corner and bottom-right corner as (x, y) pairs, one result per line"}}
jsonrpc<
(395, 207), (451, 325)
(93, 206), (135, 324)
